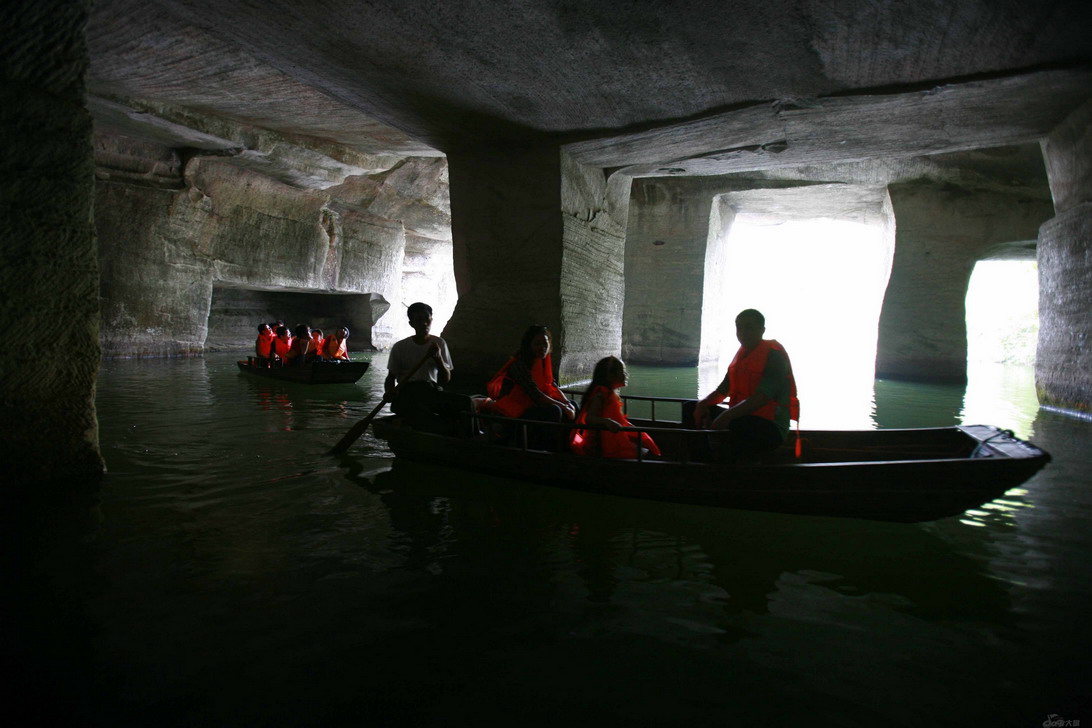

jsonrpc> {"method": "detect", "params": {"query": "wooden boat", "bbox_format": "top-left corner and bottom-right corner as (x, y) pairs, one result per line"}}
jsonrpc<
(370, 393), (1050, 523)
(237, 357), (369, 384)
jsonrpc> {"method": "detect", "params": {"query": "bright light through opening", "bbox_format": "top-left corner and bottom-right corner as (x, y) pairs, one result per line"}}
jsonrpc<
(965, 260), (1038, 366)
(705, 216), (893, 429)
(961, 259), (1040, 437)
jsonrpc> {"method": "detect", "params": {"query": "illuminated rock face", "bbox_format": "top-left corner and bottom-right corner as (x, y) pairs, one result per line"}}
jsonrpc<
(1039, 100), (1092, 413)
(94, 133), (453, 358)
(876, 184), (1053, 383)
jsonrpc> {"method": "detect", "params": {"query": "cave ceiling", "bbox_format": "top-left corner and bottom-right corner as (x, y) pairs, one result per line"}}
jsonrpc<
(86, 0), (1092, 182)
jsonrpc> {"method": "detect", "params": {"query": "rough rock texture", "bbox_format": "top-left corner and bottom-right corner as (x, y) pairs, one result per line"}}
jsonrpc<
(559, 153), (630, 383)
(90, 0), (1092, 151)
(624, 178), (739, 365)
(96, 136), (453, 357)
(1038, 99), (1092, 412)
(443, 145), (565, 384)
(0, 0), (105, 486)
(568, 69), (1092, 174)
(443, 147), (628, 385)
(86, 0), (437, 156)
(876, 184), (1054, 382)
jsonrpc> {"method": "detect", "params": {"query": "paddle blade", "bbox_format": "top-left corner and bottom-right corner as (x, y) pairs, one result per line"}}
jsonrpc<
(329, 400), (386, 455)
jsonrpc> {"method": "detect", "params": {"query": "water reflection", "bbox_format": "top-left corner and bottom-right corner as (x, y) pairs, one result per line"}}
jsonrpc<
(11, 352), (1084, 725)
(353, 458), (1016, 637)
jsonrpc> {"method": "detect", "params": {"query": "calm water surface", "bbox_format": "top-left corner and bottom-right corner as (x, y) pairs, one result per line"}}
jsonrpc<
(10, 353), (1091, 726)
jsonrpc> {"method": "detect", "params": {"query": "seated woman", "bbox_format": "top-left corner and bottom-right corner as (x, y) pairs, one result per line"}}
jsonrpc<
(255, 323), (275, 366)
(285, 324), (313, 365)
(570, 356), (660, 459)
(309, 329), (325, 359)
(486, 325), (575, 450)
(272, 325), (293, 364)
(323, 327), (350, 360)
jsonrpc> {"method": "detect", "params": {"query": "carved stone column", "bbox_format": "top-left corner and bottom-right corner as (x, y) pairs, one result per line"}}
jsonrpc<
(444, 145), (628, 385)
(876, 182), (1051, 383)
(1038, 97), (1092, 413)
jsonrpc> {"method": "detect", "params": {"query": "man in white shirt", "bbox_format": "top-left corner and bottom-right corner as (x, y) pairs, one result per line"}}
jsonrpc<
(385, 302), (469, 435)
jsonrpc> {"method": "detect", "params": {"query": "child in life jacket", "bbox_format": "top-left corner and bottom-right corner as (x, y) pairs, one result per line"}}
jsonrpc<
(570, 356), (661, 459)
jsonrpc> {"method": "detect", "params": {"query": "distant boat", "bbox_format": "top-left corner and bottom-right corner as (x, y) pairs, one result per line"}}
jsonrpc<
(371, 394), (1050, 523)
(237, 358), (369, 384)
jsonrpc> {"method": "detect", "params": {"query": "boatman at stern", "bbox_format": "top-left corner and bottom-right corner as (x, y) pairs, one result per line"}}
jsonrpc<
(385, 302), (473, 436)
(683, 308), (799, 463)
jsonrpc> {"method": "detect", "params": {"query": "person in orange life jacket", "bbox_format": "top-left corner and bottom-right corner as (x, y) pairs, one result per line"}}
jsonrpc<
(385, 302), (472, 436)
(486, 325), (576, 450)
(255, 323), (275, 366)
(571, 356), (661, 459)
(309, 329), (325, 358)
(286, 324), (312, 365)
(684, 308), (798, 462)
(272, 325), (293, 364)
(323, 327), (350, 360)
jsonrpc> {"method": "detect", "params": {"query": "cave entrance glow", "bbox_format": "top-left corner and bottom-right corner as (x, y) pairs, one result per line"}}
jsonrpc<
(961, 259), (1040, 435)
(965, 260), (1039, 367)
(704, 216), (894, 429)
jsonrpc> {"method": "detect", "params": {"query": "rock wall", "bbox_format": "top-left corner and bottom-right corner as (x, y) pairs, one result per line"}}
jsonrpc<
(444, 145), (629, 386)
(444, 145), (565, 383)
(1038, 97), (1092, 412)
(559, 152), (630, 382)
(876, 183), (1054, 382)
(623, 178), (719, 365)
(0, 0), (106, 485)
(95, 133), (453, 357)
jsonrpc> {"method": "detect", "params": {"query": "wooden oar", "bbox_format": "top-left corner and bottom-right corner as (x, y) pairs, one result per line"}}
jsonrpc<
(329, 345), (437, 455)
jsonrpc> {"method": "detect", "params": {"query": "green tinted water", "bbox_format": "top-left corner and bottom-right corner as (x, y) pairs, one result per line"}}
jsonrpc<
(10, 353), (1091, 725)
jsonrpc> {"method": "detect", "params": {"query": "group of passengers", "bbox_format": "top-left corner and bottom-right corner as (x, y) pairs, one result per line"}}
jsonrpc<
(254, 320), (351, 367)
(384, 302), (798, 463)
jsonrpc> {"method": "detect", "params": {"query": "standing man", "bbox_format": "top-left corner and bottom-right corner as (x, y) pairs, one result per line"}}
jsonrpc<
(685, 309), (798, 462)
(385, 302), (469, 435)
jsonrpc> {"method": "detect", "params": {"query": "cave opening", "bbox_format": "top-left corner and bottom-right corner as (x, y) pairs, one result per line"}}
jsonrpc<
(205, 286), (391, 353)
(965, 259), (1039, 368)
(700, 211), (894, 428)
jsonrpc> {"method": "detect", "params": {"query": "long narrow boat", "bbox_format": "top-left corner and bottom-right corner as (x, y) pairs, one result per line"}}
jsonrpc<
(370, 393), (1050, 523)
(237, 358), (369, 384)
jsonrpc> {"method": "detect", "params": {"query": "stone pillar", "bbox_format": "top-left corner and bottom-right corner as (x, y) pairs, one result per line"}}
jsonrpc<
(698, 196), (738, 366)
(444, 145), (627, 385)
(559, 152), (630, 382)
(876, 183), (1052, 383)
(1038, 97), (1092, 413)
(622, 178), (716, 365)
(0, 0), (106, 485)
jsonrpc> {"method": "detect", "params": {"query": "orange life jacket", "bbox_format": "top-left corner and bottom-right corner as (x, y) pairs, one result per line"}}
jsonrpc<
(488, 354), (566, 418)
(570, 385), (661, 458)
(726, 339), (799, 423)
(256, 331), (275, 357)
(273, 336), (293, 358)
(324, 336), (348, 360)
